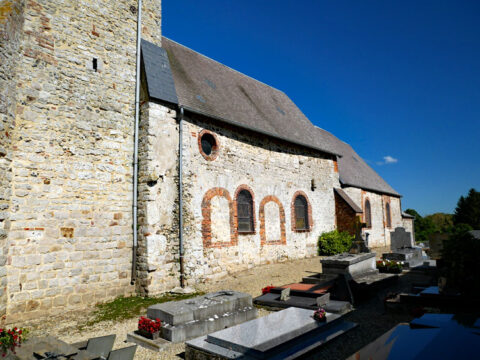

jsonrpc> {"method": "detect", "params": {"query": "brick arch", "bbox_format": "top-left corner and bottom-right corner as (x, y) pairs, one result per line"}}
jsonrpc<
(259, 195), (286, 245)
(291, 190), (313, 232)
(201, 187), (237, 248)
(233, 184), (256, 234)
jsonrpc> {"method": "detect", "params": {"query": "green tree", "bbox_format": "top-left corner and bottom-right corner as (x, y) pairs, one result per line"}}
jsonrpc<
(453, 188), (480, 229)
(404, 208), (437, 242)
(425, 213), (454, 233)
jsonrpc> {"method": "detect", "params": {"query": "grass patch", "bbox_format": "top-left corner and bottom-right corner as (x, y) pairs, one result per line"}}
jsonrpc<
(84, 292), (204, 328)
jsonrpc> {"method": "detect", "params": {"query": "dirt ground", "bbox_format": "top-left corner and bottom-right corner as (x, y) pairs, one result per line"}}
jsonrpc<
(32, 255), (417, 359)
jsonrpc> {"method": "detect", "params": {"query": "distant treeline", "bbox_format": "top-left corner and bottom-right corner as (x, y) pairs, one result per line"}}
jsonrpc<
(406, 188), (480, 242)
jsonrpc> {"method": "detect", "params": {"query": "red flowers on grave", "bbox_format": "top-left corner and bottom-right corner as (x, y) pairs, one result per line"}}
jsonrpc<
(0, 327), (28, 357)
(138, 316), (162, 334)
(313, 308), (327, 322)
(261, 285), (275, 294)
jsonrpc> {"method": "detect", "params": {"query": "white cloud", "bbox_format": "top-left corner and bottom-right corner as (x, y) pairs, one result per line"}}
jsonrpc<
(377, 155), (398, 165)
(383, 155), (398, 164)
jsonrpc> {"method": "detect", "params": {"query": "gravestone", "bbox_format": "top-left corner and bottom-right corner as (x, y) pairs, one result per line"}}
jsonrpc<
(383, 227), (423, 268)
(316, 293), (330, 307)
(185, 307), (357, 359)
(390, 227), (414, 250)
(280, 288), (290, 301)
(141, 291), (257, 343)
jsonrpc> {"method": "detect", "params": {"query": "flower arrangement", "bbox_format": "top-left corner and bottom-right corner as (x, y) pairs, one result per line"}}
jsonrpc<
(137, 317), (162, 339)
(313, 308), (327, 322)
(261, 285), (275, 294)
(0, 327), (28, 357)
(376, 260), (403, 273)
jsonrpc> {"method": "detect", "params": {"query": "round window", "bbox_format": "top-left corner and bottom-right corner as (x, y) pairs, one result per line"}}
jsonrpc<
(201, 133), (215, 156)
(198, 130), (219, 160)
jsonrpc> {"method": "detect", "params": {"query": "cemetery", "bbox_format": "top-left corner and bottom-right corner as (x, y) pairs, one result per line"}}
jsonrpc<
(3, 222), (479, 359)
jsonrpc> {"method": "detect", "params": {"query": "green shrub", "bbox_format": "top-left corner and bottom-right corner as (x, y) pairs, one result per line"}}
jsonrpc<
(318, 230), (353, 256)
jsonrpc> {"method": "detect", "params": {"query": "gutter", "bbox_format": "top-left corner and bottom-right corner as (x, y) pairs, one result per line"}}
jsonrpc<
(131, 0), (142, 284)
(178, 107), (185, 288)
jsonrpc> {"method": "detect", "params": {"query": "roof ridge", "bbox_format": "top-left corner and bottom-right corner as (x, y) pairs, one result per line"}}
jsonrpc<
(162, 36), (286, 95)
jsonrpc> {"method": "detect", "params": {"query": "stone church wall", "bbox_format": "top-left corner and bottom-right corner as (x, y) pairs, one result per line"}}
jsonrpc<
(180, 113), (340, 286)
(3, 0), (161, 324)
(138, 103), (341, 293)
(342, 187), (403, 248)
(0, 0), (25, 319)
(136, 102), (180, 295)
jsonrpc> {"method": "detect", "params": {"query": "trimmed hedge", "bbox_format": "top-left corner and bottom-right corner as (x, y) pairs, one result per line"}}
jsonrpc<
(318, 230), (353, 256)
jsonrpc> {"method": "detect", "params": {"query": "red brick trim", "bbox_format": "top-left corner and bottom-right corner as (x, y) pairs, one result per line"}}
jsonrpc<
(201, 187), (237, 248)
(233, 185), (256, 235)
(363, 196), (372, 229)
(333, 160), (339, 173)
(259, 196), (286, 245)
(291, 191), (313, 233)
(198, 129), (220, 161)
(383, 195), (392, 229)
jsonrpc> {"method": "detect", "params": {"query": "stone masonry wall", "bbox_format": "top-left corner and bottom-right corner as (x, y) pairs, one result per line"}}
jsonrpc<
(0, 0), (25, 319)
(3, 0), (161, 324)
(139, 104), (341, 292)
(342, 187), (403, 249)
(180, 114), (340, 286)
(136, 102), (180, 295)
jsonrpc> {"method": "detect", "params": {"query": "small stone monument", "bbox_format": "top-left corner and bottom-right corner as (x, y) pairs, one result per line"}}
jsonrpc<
(349, 217), (370, 254)
(383, 227), (423, 268)
(280, 288), (290, 301)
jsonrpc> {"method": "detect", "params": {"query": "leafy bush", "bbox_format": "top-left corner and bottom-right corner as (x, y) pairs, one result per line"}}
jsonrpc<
(441, 227), (480, 296)
(318, 230), (353, 256)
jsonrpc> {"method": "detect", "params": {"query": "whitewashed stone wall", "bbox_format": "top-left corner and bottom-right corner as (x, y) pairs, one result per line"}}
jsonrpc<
(138, 103), (341, 293)
(2, 0), (161, 324)
(136, 102), (180, 295)
(402, 217), (415, 242)
(342, 187), (403, 248)
(180, 114), (340, 286)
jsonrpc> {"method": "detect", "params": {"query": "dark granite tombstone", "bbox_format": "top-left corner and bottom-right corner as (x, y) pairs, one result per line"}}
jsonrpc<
(383, 227), (423, 268)
(390, 227), (414, 250)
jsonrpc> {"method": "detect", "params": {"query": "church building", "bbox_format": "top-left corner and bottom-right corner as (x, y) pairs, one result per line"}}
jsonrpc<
(0, 0), (413, 323)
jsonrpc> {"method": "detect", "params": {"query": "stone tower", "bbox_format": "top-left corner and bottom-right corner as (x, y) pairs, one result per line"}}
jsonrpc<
(0, 0), (161, 324)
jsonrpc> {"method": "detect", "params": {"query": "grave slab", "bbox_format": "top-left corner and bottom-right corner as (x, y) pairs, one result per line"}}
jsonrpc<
(145, 291), (257, 343)
(321, 253), (377, 278)
(186, 307), (357, 359)
(253, 292), (352, 314)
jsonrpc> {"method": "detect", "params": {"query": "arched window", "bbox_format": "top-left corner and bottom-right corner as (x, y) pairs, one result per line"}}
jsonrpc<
(237, 190), (254, 233)
(364, 199), (372, 228)
(294, 195), (309, 230)
(385, 202), (392, 228)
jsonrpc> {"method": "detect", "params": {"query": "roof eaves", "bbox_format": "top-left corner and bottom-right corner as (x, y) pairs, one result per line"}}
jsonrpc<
(181, 105), (342, 158)
(342, 183), (401, 198)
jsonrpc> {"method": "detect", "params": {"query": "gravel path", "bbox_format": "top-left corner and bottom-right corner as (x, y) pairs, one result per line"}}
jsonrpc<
(30, 256), (418, 359)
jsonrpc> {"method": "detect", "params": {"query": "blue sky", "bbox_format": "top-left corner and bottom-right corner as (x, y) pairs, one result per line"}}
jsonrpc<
(163, 0), (480, 216)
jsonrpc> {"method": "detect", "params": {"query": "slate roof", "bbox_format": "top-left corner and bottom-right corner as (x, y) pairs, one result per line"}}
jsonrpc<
(315, 127), (400, 196)
(141, 37), (400, 197)
(334, 188), (363, 213)
(402, 212), (415, 219)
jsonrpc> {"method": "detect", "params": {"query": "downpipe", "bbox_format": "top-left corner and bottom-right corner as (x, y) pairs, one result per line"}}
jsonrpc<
(179, 107), (185, 288)
(131, 0), (142, 284)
